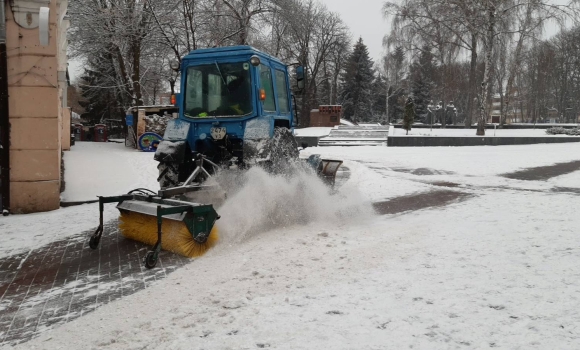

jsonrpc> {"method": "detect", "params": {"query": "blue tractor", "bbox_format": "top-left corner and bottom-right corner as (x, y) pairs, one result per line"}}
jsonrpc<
(154, 45), (330, 188)
(87, 46), (342, 269)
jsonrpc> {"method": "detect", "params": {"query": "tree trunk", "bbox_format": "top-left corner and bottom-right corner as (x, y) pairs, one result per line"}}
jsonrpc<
(442, 99), (447, 128)
(466, 33), (478, 128)
(386, 85), (390, 124)
(501, 5), (533, 127)
(477, 5), (496, 136)
(113, 45), (133, 108)
(132, 40), (143, 106)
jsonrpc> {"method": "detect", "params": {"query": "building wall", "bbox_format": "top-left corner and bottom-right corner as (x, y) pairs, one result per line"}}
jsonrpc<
(61, 107), (70, 150)
(309, 105), (341, 127)
(6, 0), (67, 213)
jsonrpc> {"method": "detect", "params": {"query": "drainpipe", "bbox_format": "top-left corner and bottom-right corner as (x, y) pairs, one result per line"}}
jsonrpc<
(0, 0), (10, 215)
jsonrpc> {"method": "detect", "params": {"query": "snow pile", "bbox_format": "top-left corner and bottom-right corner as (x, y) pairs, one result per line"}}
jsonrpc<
(293, 127), (333, 137)
(144, 114), (171, 135)
(216, 166), (374, 243)
(546, 127), (580, 136)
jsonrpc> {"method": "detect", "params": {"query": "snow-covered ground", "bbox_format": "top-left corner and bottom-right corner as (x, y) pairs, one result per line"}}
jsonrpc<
(61, 142), (159, 202)
(0, 142), (159, 256)
(3, 142), (580, 349)
(391, 127), (573, 137)
(550, 171), (580, 189)
(293, 127), (334, 137)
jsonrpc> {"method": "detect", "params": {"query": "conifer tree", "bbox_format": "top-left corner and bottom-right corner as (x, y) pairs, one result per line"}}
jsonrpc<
(79, 56), (124, 124)
(371, 74), (387, 121)
(403, 97), (415, 134)
(386, 46), (406, 124)
(338, 38), (375, 123)
(391, 46), (406, 87)
(387, 86), (406, 123)
(410, 45), (436, 123)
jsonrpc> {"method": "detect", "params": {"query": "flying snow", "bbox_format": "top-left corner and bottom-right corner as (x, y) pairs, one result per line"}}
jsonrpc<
(215, 165), (374, 243)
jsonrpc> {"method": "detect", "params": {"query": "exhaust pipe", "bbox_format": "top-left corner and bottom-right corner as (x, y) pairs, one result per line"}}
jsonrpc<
(0, 0), (10, 215)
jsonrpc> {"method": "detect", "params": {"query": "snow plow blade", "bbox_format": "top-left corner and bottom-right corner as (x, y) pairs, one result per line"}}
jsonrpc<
(306, 155), (343, 187)
(88, 191), (219, 268)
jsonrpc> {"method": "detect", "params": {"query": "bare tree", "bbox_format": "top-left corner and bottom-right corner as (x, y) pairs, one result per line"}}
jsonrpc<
(384, 0), (580, 134)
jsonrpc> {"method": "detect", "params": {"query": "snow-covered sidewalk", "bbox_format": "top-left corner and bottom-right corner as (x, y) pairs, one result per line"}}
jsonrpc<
(0, 142), (159, 256)
(4, 142), (579, 349)
(61, 142), (159, 203)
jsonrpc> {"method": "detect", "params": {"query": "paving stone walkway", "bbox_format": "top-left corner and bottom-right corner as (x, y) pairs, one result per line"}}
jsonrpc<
(0, 220), (191, 347)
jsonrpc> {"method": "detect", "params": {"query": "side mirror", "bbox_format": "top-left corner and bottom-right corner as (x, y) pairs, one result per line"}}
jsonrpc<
(296, 66), (305, 91)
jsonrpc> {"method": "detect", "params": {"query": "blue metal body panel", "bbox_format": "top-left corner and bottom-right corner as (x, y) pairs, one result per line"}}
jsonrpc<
(177, 46), (295, 155)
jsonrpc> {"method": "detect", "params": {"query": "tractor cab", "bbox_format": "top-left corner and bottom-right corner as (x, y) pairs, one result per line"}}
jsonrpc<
(168, 46), (303, 164)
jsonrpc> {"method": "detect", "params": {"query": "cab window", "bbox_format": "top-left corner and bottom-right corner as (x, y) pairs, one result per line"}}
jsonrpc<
(260, 64), (276, 112)
(184, 62), (252, 118)
(275, 69), (290, 114)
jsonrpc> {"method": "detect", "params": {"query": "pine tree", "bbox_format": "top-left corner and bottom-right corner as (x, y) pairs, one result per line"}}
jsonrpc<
(79, 55), (125, 124)
(410, 45), (436, 123)
(371, 74), (387, 122)
(338, 38), (375, 123)
(391, 46), (406, 87)
(387, 86), (405, 123)
(403, 97), (415, 134)
(386, 46), (406, 124)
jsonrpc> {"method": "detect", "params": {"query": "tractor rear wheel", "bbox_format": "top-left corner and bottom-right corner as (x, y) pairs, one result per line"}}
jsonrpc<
(258, 127), (299, 173)
(157, 162), (180, 189)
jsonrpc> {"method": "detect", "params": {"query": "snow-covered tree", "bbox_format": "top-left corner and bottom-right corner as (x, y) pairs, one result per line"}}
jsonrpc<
(339, 38), (375, 123)
(78, 59), (123, 123)
(383, 0), (578, 134)
(403, 97), (415, 134)
(387, 86), (406, 123)
(410, 46), (436, 123)
(372, 74), (388, 121)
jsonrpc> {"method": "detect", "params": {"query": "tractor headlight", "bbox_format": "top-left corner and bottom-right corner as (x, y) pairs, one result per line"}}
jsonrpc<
(170, 59), (180, 71)
(250, 55), (261, 67)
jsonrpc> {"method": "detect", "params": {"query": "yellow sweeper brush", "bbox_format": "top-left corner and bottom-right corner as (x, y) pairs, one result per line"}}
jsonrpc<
(89, 189), (220, 268)
(118, 211), (218, 258)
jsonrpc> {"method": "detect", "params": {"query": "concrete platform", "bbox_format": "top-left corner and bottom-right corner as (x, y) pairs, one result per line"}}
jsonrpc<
(388, 136), (580, 147)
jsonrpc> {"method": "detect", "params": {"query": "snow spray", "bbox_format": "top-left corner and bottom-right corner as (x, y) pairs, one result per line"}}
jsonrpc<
(215, 165), (374, 243)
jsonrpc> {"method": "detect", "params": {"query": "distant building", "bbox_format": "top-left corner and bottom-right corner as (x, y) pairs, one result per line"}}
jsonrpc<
(489, 91), (526, 123)
(309, 105), (341, 127)
(546, 107), (559, 124)
(487, 90), (576, 124)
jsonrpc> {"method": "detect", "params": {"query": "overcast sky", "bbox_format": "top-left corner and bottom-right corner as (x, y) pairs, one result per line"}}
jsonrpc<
(320, 0), (389, 64)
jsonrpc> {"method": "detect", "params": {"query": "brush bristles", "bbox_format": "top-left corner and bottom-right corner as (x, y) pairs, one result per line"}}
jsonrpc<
(118, 212), (219, 258)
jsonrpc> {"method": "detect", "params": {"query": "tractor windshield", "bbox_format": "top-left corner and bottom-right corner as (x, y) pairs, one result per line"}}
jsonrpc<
(184, 62), (253, 118)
